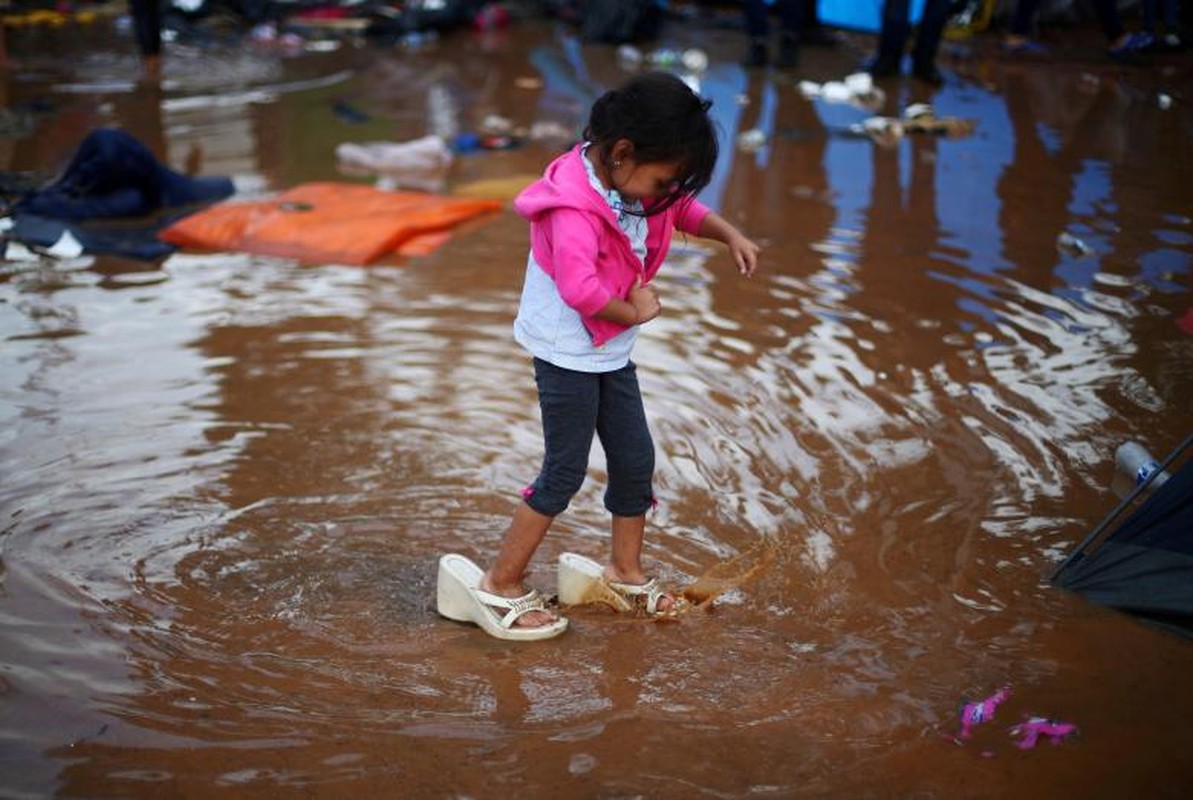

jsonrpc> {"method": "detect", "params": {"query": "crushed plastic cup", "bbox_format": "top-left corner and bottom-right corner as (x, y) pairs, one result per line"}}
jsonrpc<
(479, 114), (513, 135)
(681, 48), (709, 73)
(821, 82), (852, 103)
(855, 117), (904, 147)
(46, 230), (84, 259)
(736, 129), (766, 152)
(844, 72), (873, 94)
(1056, 232), (1093, 257)
(904, 103), (934, 121)
(427, 84), (459, 141)
(616, 44), (643, 68)
(1115, 441), (1170, 489)
(335, 135), (453, 191)
(648, 49), (680, 67)
(529, 121), (573, 142)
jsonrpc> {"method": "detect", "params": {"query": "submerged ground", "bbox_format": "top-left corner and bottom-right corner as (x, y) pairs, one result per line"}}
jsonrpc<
(2, 6), (1192, 797)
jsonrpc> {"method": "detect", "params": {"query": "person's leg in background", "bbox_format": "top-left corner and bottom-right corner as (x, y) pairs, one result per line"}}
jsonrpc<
(775, 0), (803, 67)
(743, 0), (771, 67)
(801, 0), (841, 46)
(743, 0), (804, 68)
(129, 0), (163, 77)
(1090, 0), (1153, 56)
(869, 0), (911, 77)
(911, 0), (953, 83)
(1001, 0), (1050, 53)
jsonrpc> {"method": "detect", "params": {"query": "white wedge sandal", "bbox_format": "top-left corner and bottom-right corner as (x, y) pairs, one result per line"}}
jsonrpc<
(436, 554), (568, 641)
(557, 552), (675, 615)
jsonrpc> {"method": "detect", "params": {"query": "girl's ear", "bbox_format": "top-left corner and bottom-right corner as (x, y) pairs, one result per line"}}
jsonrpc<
(611, 138), (636, 164)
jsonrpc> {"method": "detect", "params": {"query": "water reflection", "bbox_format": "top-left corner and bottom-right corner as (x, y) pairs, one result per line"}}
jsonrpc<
(2, 16), (1192, 798)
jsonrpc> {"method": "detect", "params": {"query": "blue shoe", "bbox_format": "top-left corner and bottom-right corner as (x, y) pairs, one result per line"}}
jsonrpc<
(999, 37), (1049, 55)
(1108, 31), (1154, 59)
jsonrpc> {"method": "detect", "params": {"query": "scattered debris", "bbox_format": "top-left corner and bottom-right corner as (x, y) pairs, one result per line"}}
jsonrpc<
(479, 114), (514, 135)
(851, 103), (977, 146)
(1009, 717), (1079, 750)
(1056, 231), (1094, 257)
(736, 128), (767, 153)
(956, 686), (1012, 742)
(943, 686), (1081, 756)
(615, 45), (708, 74)
(799, 72), (885, 111)
(335, 135), (453, 192)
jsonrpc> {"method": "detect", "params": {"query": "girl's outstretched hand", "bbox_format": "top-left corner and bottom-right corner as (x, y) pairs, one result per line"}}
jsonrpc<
(696, 211), (761, 278)
(629, 277), (661, 324)
(727, 231), (761, 277)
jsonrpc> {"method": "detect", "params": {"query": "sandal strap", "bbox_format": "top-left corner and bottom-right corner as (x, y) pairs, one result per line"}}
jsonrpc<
(473, 587), (550, 629)
(607, 577), (666, 615)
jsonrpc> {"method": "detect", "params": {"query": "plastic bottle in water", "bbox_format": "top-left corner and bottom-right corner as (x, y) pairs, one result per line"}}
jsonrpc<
(1114, 441), (1170, 489)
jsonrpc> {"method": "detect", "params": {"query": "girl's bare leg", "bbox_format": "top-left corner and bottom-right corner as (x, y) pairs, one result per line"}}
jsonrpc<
(607, 514), (674, 611)
(481, 502), (558, 626)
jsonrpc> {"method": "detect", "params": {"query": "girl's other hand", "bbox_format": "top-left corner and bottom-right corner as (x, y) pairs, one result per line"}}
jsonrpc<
(728, 232), (761, 277)
(629, 277), (661, 324)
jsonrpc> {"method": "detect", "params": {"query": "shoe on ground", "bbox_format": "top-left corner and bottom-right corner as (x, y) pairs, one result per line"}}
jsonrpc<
(1108, 31), (1154, 59)
(1155, 32), (1183, 50)
(999, 36), (1050, 55)
(778, 35), (799, 68)
(865, 55), (900, 78)
(801, 26), (841, 48)
(744, 39), (768, 68)
(913, 62), (944, 85)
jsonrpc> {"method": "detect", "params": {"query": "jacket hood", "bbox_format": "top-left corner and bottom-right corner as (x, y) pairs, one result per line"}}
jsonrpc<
(513, 146), (621, 231)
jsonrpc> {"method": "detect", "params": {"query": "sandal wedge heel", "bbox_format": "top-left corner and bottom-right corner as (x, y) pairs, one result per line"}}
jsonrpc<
(558, 552), (634, 611)
(436, 554), (568, 641)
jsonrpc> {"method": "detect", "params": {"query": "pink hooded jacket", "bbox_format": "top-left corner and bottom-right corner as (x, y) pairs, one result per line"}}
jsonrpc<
(512, 145), (711, 348)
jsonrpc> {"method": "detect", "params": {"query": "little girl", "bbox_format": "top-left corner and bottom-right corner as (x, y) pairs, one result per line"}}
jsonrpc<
(437, 71), (760, 640)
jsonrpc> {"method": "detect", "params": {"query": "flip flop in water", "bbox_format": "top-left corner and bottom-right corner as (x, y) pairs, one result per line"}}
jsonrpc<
(436, 554), (568, 641)
(557, 552), (678, 616)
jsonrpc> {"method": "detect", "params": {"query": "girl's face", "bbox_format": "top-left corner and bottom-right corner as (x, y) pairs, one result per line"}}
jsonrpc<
(614, 158), (681, 203)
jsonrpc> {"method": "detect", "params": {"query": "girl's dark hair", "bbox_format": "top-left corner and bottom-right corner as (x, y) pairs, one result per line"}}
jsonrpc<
(583, 71), (717, 215)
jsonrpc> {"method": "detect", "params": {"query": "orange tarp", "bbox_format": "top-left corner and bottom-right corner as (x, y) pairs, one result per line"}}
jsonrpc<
(160, 182), (503, 265)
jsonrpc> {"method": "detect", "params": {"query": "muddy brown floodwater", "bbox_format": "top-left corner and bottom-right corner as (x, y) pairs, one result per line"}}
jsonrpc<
(2, 9), (1192, 799)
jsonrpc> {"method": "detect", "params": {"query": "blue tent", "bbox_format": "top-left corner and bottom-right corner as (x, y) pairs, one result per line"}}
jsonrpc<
(1052, 435), (1193, 639)
(818, 0), (927, 33)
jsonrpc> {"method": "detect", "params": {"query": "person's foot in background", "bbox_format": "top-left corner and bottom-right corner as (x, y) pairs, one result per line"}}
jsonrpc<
(744, 37), (768, 67)
(913, 60), (944, 85)
(777, 33), (799, 68)
(865, 54), (901, 78)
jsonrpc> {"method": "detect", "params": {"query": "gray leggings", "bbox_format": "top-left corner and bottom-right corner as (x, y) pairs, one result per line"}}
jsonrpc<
(523, 358), (655, 517)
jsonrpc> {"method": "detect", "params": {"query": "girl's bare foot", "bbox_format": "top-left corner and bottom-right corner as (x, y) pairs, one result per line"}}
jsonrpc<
(479, 573), (558, 628)
(602, 566), (676, 614)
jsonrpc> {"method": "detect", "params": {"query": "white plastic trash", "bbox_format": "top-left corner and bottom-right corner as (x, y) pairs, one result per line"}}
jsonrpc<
(736, 129), (766, 152)
(844, 72), (872, 94)
(821, 82), (852, 103)
(798, 81), (822, 98)
(335, 135), (452, 173)
(335, 135), (453, 191)
(46, 230), (84, 259)
(681, 48), (709, 73)
(1056, 231), (1093, 257)
(1115, 441), (1170, 489)
(617, 45), (643, 68)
